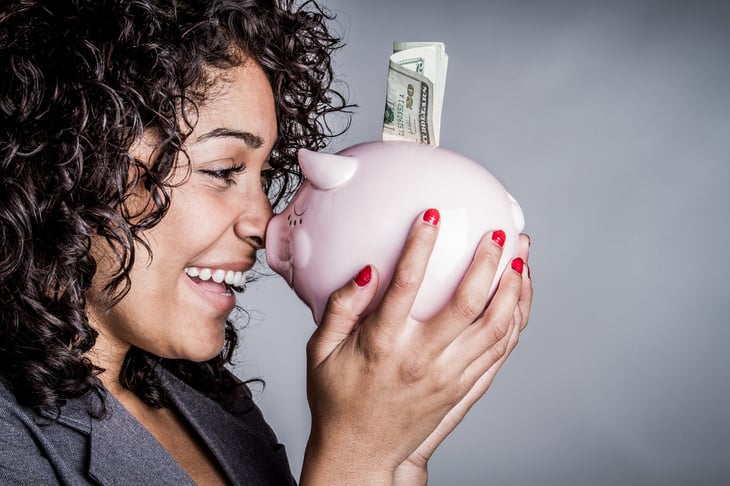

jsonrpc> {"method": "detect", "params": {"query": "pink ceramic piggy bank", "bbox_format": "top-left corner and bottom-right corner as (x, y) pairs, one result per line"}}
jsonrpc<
(265, 141), (525, 324)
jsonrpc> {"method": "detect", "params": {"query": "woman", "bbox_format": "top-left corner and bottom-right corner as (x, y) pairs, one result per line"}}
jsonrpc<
(0, 1), (532, 484)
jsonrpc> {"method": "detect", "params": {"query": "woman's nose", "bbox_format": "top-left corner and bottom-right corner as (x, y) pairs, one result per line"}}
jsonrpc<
(233, 183), (272, 250)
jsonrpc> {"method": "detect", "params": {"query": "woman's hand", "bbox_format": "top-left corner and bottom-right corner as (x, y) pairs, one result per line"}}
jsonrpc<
(392, 232), (532, 485)
(300, 209), (532, 486)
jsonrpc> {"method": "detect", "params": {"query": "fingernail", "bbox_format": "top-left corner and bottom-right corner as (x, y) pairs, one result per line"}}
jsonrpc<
(491, 229), (506, 247)
(511, 257), (524, 274)
(354, 265), (372, 287)
(423, 208), (440, 226)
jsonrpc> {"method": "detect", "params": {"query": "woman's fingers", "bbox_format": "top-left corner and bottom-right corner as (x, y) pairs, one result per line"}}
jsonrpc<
(443, 253), (525, 370)
(518, 233), (530, 263)
(428, 234), (532, 453)
(516, 233), (532, 332)
(425, 230), (506, 346)
(366, 208), (441, 338)
(310, 207), (442, 365)
(307, 264), (380, 366)
(306, 212), (535, 476)
(398, 302), (525, 467)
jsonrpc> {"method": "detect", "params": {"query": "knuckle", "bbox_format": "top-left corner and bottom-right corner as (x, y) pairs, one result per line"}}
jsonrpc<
(503, 272), (523, 297)
(390, 268), (421, 293)
(305, 333), (320, 360)
(492, 334), (510, 357)
(481, 236), (504, 263)
(508, 278), (522, 299)
(514, 307), (527, 332)
(398, 359), (425, 385)
(485, 317), (511, 346)
(431, 370), (460, 405)
(453, 288), (486, 320)
(305, 337), (315, 358)
(443, 375), (468, 407)
(325, 287), (350, 315)
(397, 349), (431, 384)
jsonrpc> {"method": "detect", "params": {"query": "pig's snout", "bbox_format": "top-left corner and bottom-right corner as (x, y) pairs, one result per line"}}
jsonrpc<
(264, 216), (293, 285)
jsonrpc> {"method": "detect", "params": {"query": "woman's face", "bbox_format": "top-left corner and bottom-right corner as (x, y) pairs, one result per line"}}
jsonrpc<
(88, 61), (277, 363)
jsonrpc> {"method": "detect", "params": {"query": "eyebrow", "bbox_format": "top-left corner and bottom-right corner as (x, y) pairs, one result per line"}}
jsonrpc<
(195, 128), (264, 149)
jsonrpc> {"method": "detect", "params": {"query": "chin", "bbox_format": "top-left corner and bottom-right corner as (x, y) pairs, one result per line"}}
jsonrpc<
(173, 332), (226, 362)
(186, 340), (226, 362)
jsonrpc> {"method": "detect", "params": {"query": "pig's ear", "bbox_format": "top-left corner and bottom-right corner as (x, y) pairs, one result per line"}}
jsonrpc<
(298, 148), (358, 190)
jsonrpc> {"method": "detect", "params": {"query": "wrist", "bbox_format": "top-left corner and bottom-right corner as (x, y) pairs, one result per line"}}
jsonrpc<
(300, 429), (396, 486)
(393, 460), (429, 486)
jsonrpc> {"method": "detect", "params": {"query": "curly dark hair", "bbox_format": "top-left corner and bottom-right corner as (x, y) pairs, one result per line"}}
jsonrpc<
(0, 0), (350, 417)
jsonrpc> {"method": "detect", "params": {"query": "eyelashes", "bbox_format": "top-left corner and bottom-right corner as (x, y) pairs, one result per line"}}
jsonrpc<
(197, 160), (280, 190)
(287, 207), (305, 226)
(199, 163), (246, 187)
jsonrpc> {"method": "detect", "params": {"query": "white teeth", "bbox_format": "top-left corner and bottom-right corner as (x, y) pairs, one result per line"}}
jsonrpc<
(212, 269), (225, 283)
(185, 266), (245, 289)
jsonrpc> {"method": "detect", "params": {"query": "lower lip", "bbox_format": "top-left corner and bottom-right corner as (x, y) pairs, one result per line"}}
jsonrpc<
(185, 275), (236, 314)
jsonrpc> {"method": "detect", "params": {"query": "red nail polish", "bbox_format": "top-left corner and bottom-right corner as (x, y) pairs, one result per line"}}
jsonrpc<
(354, 265), (372, 287)
(423, 208), (440, 225)
(511, 257), (524, 274)
(492, 229), (506, 247)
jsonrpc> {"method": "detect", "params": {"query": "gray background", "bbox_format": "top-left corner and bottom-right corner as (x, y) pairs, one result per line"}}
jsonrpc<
(236, 0), (730, 484)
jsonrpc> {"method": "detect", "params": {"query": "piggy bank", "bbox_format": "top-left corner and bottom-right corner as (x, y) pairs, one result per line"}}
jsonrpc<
(265, 141), (525, 324)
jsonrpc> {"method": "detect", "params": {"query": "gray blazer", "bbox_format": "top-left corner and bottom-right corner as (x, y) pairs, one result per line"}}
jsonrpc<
(0, 366), (296, 485)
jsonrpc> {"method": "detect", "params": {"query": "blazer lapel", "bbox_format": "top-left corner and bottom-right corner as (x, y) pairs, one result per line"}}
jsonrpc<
(157, 367), (295, 486)
(86, 393), (195, 486)
(50, 365), (294, 485)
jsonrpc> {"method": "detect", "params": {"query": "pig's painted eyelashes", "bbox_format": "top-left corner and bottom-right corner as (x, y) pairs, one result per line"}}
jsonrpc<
(184, 266), (246, 291)
(287, 208), (305, 226)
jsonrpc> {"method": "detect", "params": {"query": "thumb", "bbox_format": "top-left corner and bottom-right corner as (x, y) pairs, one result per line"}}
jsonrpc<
(306, 264), (379, 366)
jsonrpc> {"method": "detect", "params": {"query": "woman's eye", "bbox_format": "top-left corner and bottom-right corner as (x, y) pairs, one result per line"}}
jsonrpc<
(200, 163), (246, 186)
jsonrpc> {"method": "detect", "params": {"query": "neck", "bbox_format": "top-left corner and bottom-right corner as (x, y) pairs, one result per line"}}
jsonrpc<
(86, 334), (131, 398)
(85, 300), (132, 397)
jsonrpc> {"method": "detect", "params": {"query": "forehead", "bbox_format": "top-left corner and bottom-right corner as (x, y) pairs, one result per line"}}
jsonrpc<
(188, 61), (277, 145)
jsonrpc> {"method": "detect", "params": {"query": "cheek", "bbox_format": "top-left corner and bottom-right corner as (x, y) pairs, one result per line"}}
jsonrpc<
(149, 191), (229, 247)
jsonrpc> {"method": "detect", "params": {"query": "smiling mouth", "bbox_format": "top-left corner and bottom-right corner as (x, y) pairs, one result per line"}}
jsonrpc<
(184, 266), (246, 294)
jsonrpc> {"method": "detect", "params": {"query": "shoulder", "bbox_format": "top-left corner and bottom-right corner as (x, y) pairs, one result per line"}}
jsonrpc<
(0, 381), (39, 438)
(0, 382), (67, 484)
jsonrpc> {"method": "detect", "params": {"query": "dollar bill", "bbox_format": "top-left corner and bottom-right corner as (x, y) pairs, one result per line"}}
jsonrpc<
(382, 42), (448, 146)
